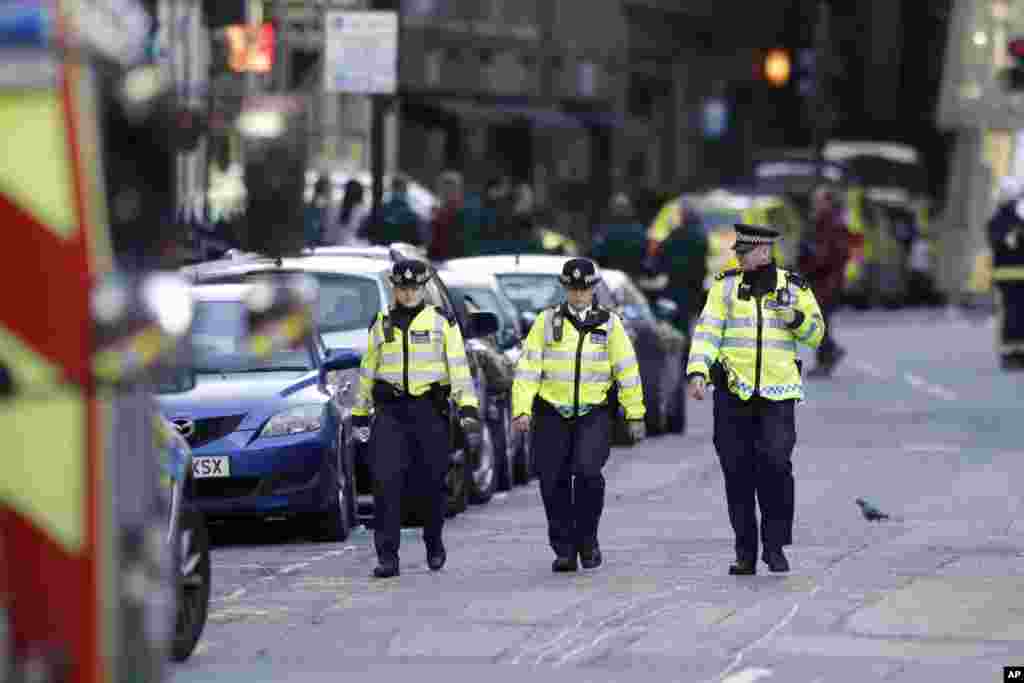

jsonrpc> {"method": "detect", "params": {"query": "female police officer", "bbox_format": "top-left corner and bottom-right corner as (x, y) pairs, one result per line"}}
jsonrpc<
(352, 259), (481, 578)
(512, 258), (646, 572)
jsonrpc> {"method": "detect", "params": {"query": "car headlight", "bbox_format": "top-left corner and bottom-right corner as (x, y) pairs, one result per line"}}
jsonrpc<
(258, 405), (324, 438)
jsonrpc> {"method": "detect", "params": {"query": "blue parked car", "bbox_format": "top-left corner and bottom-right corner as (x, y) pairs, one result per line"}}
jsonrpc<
(156, 284), (363, 542)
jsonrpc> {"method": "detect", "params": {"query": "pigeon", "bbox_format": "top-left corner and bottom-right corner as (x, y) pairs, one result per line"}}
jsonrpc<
(856, 498), (890, 521)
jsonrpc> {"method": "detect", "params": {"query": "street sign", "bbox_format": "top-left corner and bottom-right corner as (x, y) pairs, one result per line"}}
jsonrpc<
(324, 10), (397, 94)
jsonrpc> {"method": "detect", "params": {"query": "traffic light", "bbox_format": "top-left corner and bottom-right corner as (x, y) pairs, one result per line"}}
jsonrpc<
(1002, 38), (1024, 90)
(763, 49), (791, 88)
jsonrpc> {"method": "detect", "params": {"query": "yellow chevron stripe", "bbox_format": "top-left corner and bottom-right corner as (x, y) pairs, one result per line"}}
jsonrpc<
(0, 91), (76, 239)
(0, 388), (85, 553)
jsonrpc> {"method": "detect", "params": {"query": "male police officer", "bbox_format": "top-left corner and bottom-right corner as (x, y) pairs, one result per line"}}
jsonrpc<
(686, 225), (824, 575)
(352, 259), (481, 578)
(512, 258), (646, 572)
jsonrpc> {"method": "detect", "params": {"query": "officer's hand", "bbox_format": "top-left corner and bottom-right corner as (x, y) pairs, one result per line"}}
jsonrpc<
(512, 415), (531, 434)
(626, 419), (646, 444)
(688, 375), (707, 401)
(459, 406), (483, 451)
(352, 415), (372, 443)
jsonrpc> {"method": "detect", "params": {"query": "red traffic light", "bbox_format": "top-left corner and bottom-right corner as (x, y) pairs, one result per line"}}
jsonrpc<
(1009, 37), (1024, 59)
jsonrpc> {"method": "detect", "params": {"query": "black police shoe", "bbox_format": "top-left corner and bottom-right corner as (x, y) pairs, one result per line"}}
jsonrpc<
(552, 555), (578, 573)
(427, 546), (446, 571)
(580, 546), (602, 570)
(728, 558), (757, 576)
(373, 557), (400, 579)
(762, 548), (790, 573)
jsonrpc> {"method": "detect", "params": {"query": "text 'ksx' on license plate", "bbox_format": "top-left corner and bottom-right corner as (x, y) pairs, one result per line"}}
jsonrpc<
(192, 456), (230, 478)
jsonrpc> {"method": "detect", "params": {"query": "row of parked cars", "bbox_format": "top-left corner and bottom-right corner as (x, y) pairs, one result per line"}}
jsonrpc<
(160, 244), (691, 554)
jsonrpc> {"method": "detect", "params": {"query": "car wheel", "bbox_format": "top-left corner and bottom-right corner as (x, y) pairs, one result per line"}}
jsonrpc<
(446, 460), (469, 517)
(667, 376), (686, 434)
(171, 505), (210, 662)
(469, 422), (496, 505)
(316, 447), (352, 542)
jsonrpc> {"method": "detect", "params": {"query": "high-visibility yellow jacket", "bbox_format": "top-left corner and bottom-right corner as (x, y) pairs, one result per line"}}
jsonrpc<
(512, 305), (645, 420)
(686, 268), (825, 401)
(353, 305), (478, 416)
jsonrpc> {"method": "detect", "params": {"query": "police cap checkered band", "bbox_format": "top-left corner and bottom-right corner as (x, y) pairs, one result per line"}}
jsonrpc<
(559, 258), (599, 288)
(733, 223), (780, 249)
(389, 259), (431, 286)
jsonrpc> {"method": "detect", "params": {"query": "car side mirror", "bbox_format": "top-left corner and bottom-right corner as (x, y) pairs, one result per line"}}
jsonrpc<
(467, 311), (499, 339)
(653, 298), (679, 321)
(322, 348), (361, 373)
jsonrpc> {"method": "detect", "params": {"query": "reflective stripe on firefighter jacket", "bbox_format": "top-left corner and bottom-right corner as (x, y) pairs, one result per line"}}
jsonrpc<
(512, 305), (646, 420)
(352, 305), (478, 416)
(686, 268), (825, 401)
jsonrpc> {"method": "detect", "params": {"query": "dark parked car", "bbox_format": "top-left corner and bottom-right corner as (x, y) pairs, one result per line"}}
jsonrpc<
(186, 254), (501, 518)
(437, 269), (532, 490)
(444, 255), (688, 435)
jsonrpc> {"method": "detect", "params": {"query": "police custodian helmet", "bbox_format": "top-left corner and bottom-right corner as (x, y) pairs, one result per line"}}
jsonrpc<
(389, 258), (431, 287)
(559, 258), (601, 289)
(732, 224), (780, 253)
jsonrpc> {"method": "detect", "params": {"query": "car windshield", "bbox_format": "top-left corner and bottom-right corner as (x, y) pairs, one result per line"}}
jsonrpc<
(199, 271), (382, 352)
(191, 300), (313, 374)
(451, 285), (520, 339)
(495, 274), (564, 314)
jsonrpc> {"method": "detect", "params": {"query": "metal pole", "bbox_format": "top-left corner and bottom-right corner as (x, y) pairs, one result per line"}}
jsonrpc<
(812, 0), (831, 177)
(371, 94), (386, 224)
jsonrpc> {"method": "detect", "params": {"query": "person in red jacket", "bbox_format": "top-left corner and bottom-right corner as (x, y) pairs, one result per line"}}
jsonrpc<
(799, 186), (850, 376)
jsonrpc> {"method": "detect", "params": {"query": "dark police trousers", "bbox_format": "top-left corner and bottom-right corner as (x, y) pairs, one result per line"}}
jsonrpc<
(712, 389), (796, 561)
(370, 397), (450, 561)
(996, 281), (1024, 359)
(532, 398), (611, 558)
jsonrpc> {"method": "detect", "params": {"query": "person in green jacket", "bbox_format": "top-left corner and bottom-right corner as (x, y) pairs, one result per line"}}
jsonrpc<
(366, 176), (424, 246)
(590, 194), (648, 275)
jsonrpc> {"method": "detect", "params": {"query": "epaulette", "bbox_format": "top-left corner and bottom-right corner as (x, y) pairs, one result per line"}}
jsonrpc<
(432, 304), (456, 327)
(715, 268), (742, 281)
(590, 305), (612, 326)
(785, 271), (810, 290)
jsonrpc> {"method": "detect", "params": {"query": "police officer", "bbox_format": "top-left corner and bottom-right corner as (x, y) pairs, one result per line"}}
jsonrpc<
(686, 225), (825, 575)
(987, 191), (1024, 371)
(512, 258), (646, 572)
(352, 259), (481, 578)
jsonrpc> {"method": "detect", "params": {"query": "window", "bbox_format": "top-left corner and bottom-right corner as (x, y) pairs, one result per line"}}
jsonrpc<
(450, 285), (522, 347)
(495, 274), (564, 313)
(191, 301), (314, 374)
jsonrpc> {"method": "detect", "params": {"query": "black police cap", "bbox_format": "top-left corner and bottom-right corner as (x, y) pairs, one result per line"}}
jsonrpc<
(558, 258), (601, 289)
(389, 259), (431, 287)
(733, 224), (780, 251)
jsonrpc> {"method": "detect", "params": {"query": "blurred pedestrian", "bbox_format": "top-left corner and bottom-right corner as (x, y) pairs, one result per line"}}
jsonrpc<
(590, 193), (648, 276)
(325, 179), (369, 246)
(987, 180), (1024, 371)
(799, 186), (850, 376)
(366, 176), (423, 246)
(687, 224), (825, 575)
(512, 258), (646, 572)
(303, 174), (331, 248)
(656, 200), (709, 333)
(427, 170), (482, 261)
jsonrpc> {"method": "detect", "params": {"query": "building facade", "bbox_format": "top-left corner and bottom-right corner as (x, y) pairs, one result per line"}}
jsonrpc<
(937, 0), (1024, 297)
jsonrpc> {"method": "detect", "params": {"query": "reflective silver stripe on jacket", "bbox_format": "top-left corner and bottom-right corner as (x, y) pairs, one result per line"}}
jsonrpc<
(722, 275), (737, 319)
(721, 337), (797, 353)
(618, 375), (641, 389)
(698, 314), (725, 328)
(691, 331), (721, 345)
(515, 368), (542, 383)
(541, 369), (611, 383)
(613, 358), (638, 375)
(688, 353), (714, 368)
(544, 349), (609, 363)
(797, 321), (819, 343)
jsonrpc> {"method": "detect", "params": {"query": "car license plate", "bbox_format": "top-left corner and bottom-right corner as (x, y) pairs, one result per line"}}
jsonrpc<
(192, 456), (230, 478)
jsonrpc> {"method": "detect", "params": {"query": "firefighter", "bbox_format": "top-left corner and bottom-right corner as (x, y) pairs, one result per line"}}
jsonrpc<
(987, 192), (1024, 370)
(686, 225), (825, 575)
(512, 258), (646, 572)
(352, 259), (481, 578)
